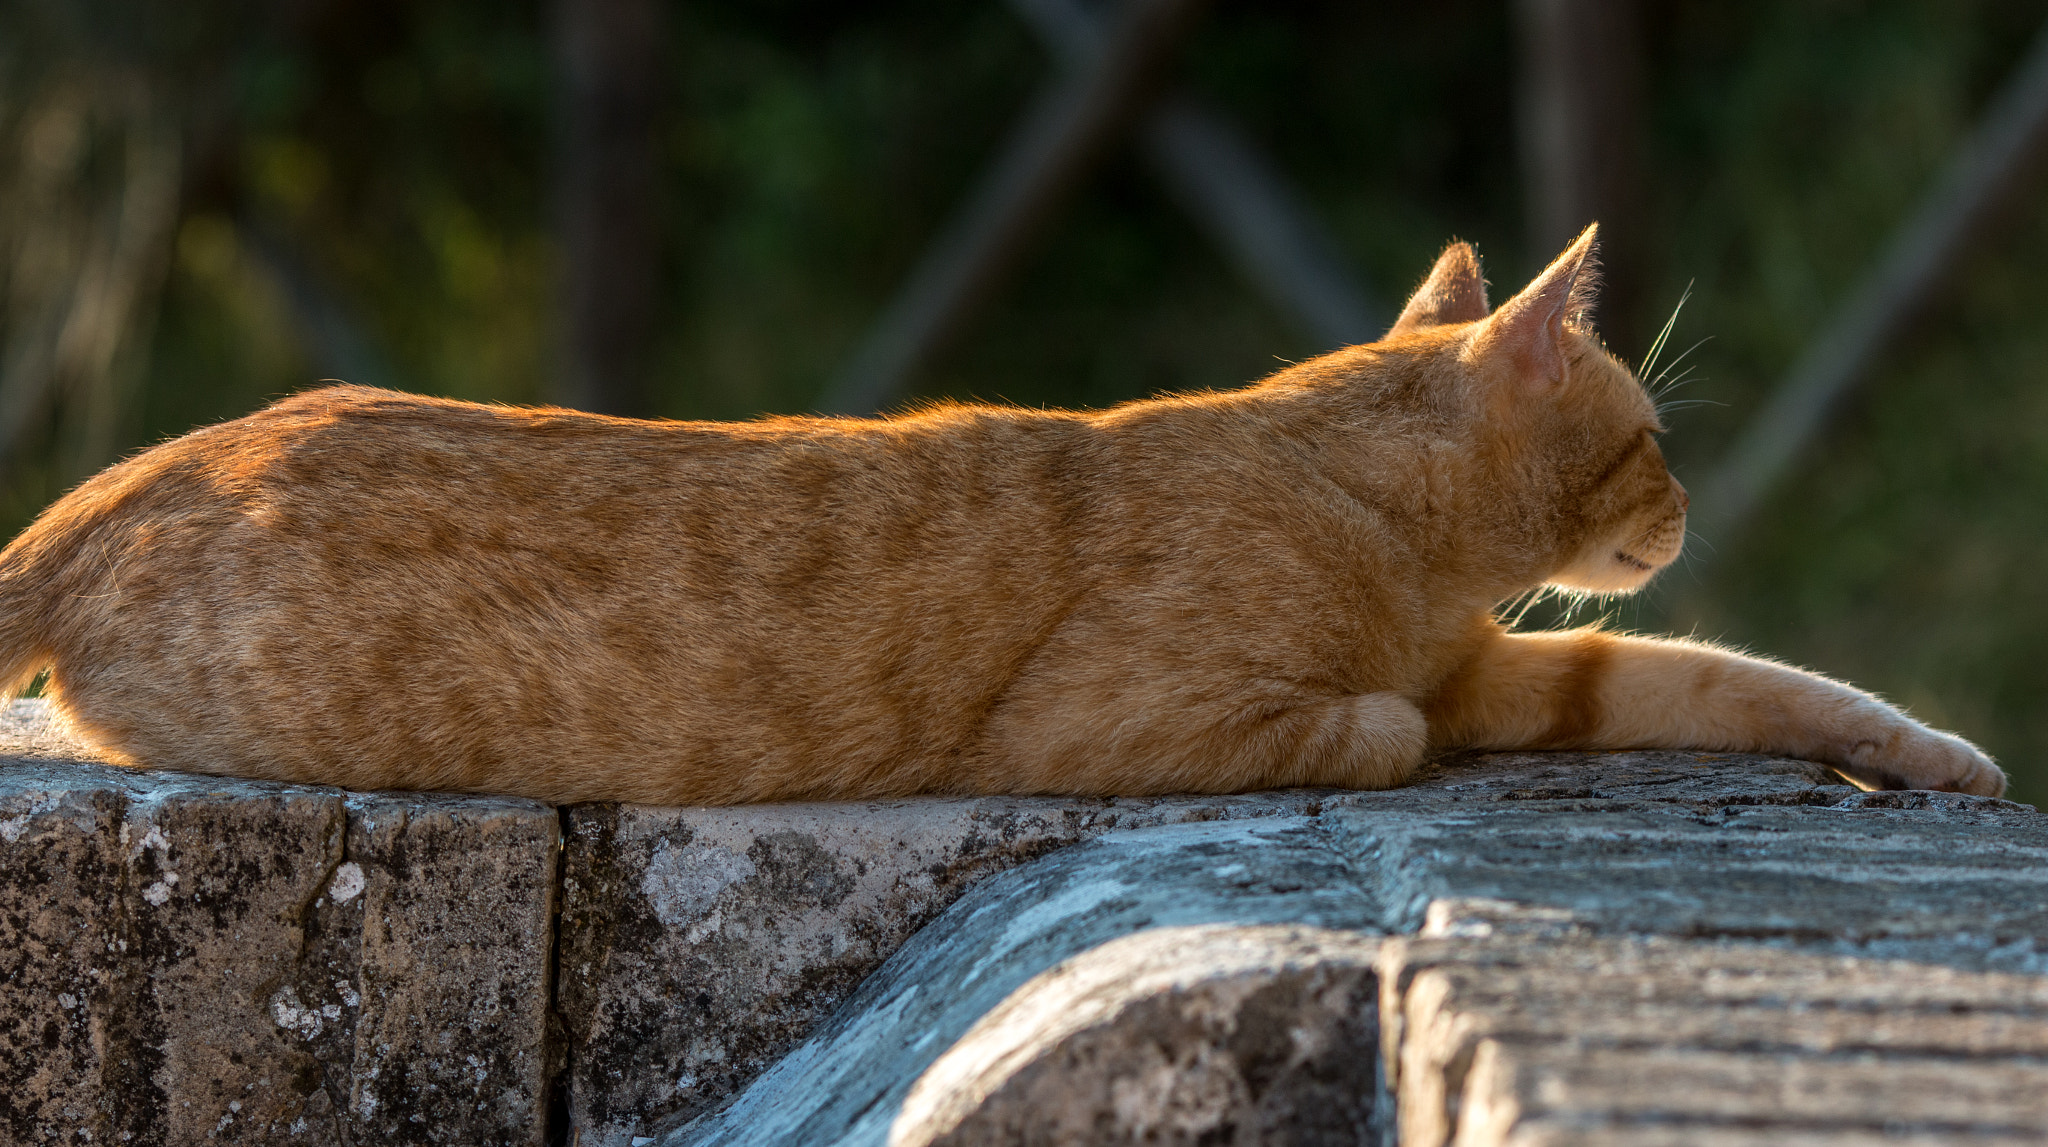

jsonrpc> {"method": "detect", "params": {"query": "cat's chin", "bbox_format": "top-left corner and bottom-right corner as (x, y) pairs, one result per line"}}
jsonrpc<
(1545, 553), (1669, 595)
(1547, 517), (1685, 595)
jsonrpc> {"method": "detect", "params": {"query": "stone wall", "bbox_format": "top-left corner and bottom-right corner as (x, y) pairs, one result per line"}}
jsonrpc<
(2, 697), (2043, 1145)
(0, 718), (559, 1145)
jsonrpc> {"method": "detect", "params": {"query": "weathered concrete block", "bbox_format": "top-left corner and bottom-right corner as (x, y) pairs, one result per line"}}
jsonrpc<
(341, 796), (560, 1143)
(555, 747), (1877, 1141)
(1379, 920), (2048, 1147)
(893, 924), (1384, 1147)
(0, 783), (133, 1143)
(554, 791), (1342, 1142)
(0, 756), (349, 1144)
(12, 691), (2048, 1146)
(121, 783), (348, 1144)
(0, 701), (559, 1146)
(663, 815), (1381, 1147)
(663, 768), (2048, 1146)
(1333, 800), (2048, 969)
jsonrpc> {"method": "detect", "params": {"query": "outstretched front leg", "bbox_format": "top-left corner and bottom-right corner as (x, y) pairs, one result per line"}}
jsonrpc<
(1424, 627), (2006, 796)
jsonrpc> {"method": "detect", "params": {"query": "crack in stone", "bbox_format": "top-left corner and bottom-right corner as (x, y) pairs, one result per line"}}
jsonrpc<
(313, 800), (359, 1147)
(545, 804), (573, 1147)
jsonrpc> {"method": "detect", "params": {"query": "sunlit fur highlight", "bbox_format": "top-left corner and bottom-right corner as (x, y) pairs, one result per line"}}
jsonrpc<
(0, 227), (2004, 802)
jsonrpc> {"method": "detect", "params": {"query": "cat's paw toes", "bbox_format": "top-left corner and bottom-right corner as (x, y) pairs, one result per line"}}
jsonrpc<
(1941, 751), (2009, 798)
(1842, 726), (2006, 798)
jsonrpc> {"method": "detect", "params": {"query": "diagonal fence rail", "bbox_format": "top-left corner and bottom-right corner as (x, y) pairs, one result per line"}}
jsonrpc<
(1692, 18), (2048, 548)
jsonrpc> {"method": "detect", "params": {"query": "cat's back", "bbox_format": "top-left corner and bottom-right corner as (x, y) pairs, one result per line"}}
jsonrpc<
(42, 384), (1103, 580)
(11, 386), (1142, 802)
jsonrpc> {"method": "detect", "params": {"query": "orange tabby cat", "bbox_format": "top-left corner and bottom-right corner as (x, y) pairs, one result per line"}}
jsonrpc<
(0, 226), (2004, 803)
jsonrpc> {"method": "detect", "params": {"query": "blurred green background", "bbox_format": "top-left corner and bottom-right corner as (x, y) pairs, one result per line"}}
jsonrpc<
(2, 0), (2043, 803)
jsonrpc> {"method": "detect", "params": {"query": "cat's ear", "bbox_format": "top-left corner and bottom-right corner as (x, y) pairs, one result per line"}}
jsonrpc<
(1471, 224), (1600, 390)
(1387, 241), (1489, 337)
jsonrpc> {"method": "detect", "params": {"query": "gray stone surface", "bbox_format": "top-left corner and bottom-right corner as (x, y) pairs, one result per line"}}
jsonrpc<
(8, 692), (2047, 1147)
(0, 701), (559, 1145)
(660, 815), (1382, 1147)
(555, 790), (1345, 1141)
(341, 795), (560, 1142)
(1, 775), (148, 1142)
(894, 924), (1384, 1147)
(1334, 799), (2048, 970)
(1380, 903), (2048, 1146)
(1358, 748), (1866, 810)
(563, 747), (1885, 1141)
(657, 763), (2047, 1146)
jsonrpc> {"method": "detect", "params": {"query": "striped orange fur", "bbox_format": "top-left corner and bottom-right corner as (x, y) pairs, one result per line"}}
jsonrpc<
(0, 227), (2004, 802)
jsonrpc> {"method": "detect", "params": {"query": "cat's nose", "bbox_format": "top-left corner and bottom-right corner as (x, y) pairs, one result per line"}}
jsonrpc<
(1672, 479), (1689, 512)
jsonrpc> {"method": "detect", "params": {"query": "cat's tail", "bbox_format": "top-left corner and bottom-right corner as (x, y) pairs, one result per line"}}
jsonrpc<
(0, 613), (51, 706)
(0, 436), (175, 706)
(0, 571), (56, 702)
(0, 511), (78, 702)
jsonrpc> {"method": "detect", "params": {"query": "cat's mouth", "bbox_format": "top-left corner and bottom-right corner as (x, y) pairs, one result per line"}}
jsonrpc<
(1549, 511), (1686, 593)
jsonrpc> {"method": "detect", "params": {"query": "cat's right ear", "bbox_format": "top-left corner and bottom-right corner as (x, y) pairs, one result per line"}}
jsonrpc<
(1469, 224), (1599, 391)
(1386, 241), (1489, 338)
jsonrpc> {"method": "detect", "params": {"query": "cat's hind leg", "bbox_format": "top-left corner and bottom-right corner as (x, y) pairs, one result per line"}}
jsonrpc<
(980, 680), (1429, 795)
(1222, 690), (1430, 791)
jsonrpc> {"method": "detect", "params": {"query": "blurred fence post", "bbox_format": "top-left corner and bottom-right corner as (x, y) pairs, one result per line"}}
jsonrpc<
(553, 0), (664, 417)
(1692, 18), (2048, 548)
(1513, 0), (1646, 355)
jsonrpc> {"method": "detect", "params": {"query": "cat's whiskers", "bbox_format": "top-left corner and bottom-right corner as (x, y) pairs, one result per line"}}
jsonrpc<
(1650, 363), (1701, 402)
(1502, 584), (1555, 630)
(1556, 590), (1595, 627)
(1647, 338), (1713, 402)
(1635, 282), (1694, 383)
(1497, 586), (1536, 628)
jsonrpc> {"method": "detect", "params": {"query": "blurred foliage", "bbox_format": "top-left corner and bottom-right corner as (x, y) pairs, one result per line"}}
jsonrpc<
(1635, 0), (2048, 807)
(1, 0), (2044, 801)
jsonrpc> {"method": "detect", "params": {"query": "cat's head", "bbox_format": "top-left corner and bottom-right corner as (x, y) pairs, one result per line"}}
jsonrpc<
(1385, 226), (1688, 593)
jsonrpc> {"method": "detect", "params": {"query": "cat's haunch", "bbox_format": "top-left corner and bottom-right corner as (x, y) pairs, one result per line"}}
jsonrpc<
(0, 226), (2005, 802)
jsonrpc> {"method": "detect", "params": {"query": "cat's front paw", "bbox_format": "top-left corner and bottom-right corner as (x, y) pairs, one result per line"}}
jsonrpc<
(1835, 721), (2006, 797)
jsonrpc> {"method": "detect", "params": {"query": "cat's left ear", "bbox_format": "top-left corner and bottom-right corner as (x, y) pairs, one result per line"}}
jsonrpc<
(1387, 241), (1489, 337)
(1470, 224), (1600, 390)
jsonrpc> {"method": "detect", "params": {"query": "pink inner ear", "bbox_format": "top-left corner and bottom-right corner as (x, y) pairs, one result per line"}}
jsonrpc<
(1387, 242), (1489, 338)
(1473, 226), (1599, 390)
